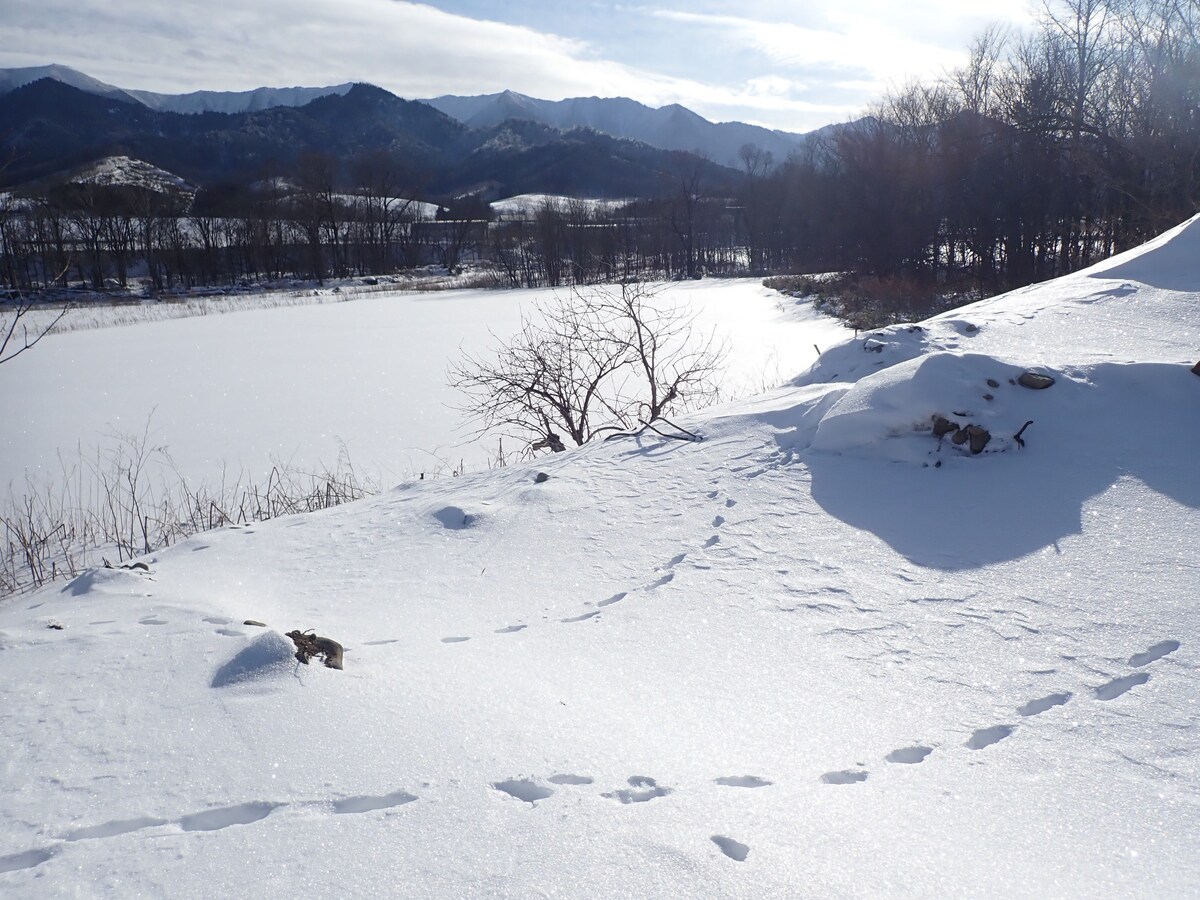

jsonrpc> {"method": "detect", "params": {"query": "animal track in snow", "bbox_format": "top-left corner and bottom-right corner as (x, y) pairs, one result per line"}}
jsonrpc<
(562, 610), (601, 623)
(885, 746), (933, 764)
(332, 791), (417, 814)
(1095, 672), (1150, 700)
(712, 835), (750, 862)
(820, 770), (868, 784)
(440, 636), (470, 643)
(714, 775), (771, 788)
(712, 515), (725, 528)
(725, 499), (737, 508)
(0, 848), (56, 873)
(548, 774), (594, 785)
(216, 628), (247, 637)
(666, 553), (688, 568)
(364, 638), (401, 645)
(1129, 640), (1180, 667)
(1017, 693), (1072, 716)
(966, 725), (1013, 750)
(493, 779), (554, 804)
(433, 506), (475, 529)
(65, 817), (168, 841)
(179, 802), (279, 832)
(494, 624), (528, 633)
(647, 573), (675, 590)
(605, 776), (671, 804)
(706, 490), (720, 499)
(703, 535), (720, 548)
(138, 616), (168, 626)
(203, 616), (232, 625)
(597, 592), (626, 608)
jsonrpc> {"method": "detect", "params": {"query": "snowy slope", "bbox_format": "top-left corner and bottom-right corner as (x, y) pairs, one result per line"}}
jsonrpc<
(1, 221), (1198, 898)
(62, 155), (197, 196)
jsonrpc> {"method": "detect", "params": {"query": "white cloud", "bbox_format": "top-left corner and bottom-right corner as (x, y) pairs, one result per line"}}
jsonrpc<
(0, 0), (1037, 132)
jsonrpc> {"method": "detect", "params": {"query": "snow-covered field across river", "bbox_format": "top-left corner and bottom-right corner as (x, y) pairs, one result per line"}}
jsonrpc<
(1, 217), (1198, 899)
(1, 278), (851, 489)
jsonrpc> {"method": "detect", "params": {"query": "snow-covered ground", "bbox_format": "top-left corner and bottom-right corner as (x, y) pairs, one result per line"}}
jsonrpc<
(1, 219), (1198, 898)
(1, 278), (850, 488)
(490, 194), (630, 220)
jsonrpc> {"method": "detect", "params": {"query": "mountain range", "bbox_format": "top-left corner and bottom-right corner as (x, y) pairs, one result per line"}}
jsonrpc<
(424, 90), (807, 167)
(0, 65), (818, 199)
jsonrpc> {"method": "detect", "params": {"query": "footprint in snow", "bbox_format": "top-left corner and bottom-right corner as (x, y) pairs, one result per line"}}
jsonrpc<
(597, 592), (626, 608)
(493, 779), (554, 804)
(138, 616), (168, 626)
(712, 515), (725, 528)
(215, 628), (247, 638)
(725, 498), (737, 508)
(364, 638), (401, 645)
(562, 610), (600, 623)
(604, 776), (671, 804)
(1017, 693), (1072, 716)
(548, 774), (593, 785)
(703, 535), (720, 548)
(714, 775), (772, 788)
(711, 835), (750, 862)
(332, 791), (417, 814)
(1129, 640), (1180, 667)
(666, 552), (687, 568)
(706, 490), (720, 500)
(494, 624), (527, 634)
(1095, 672), (1150, 700)
(820, 770), (868, 784)
(0, 848), (55, 874)
(966, 725), (1013, 750)
(441, 636), (470, 644)
(65, 817), (168, 842)
(647, 573), (675, 590)
(885, 746), (933, 764)
(178, 802), (280, 832)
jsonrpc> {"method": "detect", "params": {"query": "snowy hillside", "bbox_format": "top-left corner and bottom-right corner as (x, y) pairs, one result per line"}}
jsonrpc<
(1, 220), (1198, 897)
(60, 155), (197, 196)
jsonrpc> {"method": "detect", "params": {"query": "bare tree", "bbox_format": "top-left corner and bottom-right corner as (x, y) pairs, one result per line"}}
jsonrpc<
(0, 293), (68, 366)
(450, 282), (726, 454)
(0, 158), (69, 366)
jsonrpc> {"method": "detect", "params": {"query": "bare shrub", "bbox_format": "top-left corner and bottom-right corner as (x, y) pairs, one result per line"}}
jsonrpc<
(0, 428), (379, 598)
(449, 282), (727, 453)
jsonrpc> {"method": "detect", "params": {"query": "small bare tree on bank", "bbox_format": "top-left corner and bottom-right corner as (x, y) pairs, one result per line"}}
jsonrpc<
(450, 282), (726, 454)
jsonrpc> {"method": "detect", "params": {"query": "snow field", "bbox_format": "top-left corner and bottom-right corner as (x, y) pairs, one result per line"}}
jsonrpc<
(1, 218), (1199, 897)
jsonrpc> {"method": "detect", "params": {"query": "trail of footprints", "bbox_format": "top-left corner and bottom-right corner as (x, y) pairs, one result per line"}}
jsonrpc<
(3, 636), (1181, 875)
(19, 493), (1178, 874)
(815, 637), (1181, 786)
(0, 792), (419, 875)
(433, 486), (736, 643)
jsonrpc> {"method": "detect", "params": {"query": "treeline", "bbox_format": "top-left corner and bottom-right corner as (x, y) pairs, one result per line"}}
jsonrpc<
(0, 171), (749, 295)
(742, 0), (1200, 296)
(2, 0), (1198, 310)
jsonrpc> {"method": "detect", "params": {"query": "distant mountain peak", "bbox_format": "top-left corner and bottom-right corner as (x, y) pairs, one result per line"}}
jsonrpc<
(424, 91), (810, 167)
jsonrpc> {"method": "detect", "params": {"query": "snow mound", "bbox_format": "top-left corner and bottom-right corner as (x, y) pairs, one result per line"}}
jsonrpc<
(210, 631), (296, 688)
(793, 322), (935, 385)
(61, 565), (153, 598)
(809, 352), (1056, 463)
(1081, 212), (1200, 291)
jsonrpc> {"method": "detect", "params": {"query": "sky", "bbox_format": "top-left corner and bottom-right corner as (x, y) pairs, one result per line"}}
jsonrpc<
(0, 0), (1038, 132)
